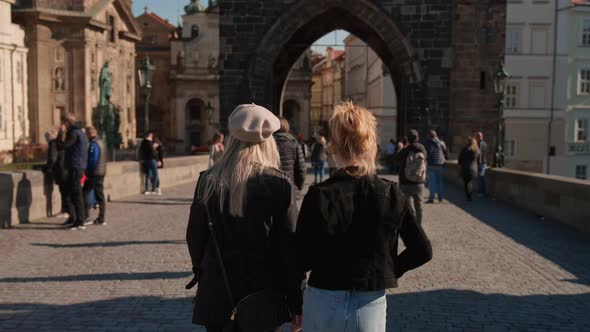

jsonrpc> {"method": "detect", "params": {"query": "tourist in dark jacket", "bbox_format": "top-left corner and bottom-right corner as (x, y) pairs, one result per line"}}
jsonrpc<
(274, 117), (306, 190)
(310, 136), (327, 184)
(395, 129), (428, 224)
(83, 126), (107, 225)
(294, 102), (432, 331)
(423, 130), (448, 203)
(186, 104), (302, 332)
(475, 131), (488, 196)
(140, 131), (160, 195)
(43, 130), (65, 217)
(58, 113), (88, 230)
(459, 137), (480, 201)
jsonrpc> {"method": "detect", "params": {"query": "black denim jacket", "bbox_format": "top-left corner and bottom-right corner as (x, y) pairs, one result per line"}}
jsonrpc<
(294, 168), (432, 294)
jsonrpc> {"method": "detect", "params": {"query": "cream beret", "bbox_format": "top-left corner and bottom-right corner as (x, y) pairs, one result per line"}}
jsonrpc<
(228, 103), (280, 143)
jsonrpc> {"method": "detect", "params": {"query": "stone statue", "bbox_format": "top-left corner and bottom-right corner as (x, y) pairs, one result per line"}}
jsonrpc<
(99, 61), (112, 107)
(54, 67), (65, 90)
(93, 61), (120, 150)
(208, 53), (217, 73)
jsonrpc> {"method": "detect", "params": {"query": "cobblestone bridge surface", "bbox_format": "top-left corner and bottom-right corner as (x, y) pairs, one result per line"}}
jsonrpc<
(0, 175), (589, 331)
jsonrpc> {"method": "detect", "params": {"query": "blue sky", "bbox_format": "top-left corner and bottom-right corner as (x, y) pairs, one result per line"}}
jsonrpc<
(131, 0), (347, 54)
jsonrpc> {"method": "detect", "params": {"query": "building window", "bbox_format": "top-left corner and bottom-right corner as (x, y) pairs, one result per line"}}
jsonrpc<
(581, 19), (590, 46)
(191, 25), (199, 39)
(480, 71), (486, 90)
(109, 15), (116, 43)
(579, 68), (590, 94)
(506, 28), (521, 54)
(505, 83), (518, 108)
(505, 139), (516, 158)
(576, 118), (588, 142)
(531, 27), (548, 54)
(575, 165), (587, 180)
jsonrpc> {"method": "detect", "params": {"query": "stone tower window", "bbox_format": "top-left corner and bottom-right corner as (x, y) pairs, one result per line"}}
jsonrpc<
(109, 15), (116, 43)
(191, 25), (199, 39)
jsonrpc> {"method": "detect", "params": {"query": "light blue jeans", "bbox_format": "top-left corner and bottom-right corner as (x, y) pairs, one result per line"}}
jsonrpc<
(302, 286), (387, 332)
(427, 165), (444, 201)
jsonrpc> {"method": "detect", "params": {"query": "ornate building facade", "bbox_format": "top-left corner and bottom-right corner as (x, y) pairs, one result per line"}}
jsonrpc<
(0, 0), (28, 161)
(13, 0), (141, 146)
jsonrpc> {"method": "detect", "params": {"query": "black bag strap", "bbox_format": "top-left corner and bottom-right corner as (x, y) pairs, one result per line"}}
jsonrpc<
(203, 202), (237, 314)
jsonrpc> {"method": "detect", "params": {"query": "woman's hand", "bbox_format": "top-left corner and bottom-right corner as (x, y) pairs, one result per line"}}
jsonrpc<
(291, 315), (302, 332)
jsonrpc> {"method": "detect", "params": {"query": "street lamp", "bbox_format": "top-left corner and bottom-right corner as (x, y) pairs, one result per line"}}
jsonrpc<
(138, 56), (156, 134)
(493, 58), (510, 168)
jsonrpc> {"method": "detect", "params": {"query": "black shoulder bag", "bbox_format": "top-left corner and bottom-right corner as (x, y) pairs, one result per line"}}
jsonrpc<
(205, 205), (291, 332)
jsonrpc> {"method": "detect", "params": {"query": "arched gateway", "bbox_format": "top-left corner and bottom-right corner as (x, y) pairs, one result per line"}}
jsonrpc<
(219, 0), (506, 152)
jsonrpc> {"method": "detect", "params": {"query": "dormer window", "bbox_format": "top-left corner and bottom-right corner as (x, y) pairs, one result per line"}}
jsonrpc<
(191, 25), (199, 39)
(109, 15), (116, 43)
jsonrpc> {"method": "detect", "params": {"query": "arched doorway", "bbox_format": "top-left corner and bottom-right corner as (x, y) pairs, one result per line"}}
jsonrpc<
(185, 98), (205, 151)
(244, 0), (423, 136)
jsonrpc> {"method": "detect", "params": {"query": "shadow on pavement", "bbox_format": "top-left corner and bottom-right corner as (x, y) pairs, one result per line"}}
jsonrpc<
(31, 240), (185, 248)
(0, 290), (588, 331)
(112, 199), (191, 206)
(0, 271), (191, 283)
(441, 180), (590, 286)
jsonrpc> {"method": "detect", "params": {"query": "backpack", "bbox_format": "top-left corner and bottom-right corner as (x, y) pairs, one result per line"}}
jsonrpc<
(405, 150), (427, 183)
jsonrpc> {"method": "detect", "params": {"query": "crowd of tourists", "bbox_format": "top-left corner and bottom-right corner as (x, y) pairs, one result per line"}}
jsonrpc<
(187, 102), (435, 332)
(43, 114), (166, 229)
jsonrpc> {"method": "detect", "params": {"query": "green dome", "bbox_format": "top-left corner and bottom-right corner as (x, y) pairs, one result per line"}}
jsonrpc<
(184, 0), (206, 15)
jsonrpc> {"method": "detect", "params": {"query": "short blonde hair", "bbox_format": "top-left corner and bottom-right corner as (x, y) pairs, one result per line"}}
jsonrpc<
(329, 101), (378, 177)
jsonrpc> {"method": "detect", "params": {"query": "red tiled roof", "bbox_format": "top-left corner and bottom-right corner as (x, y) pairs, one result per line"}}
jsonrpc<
(145, 12), (176, 30)
(332, 50), (345, 60)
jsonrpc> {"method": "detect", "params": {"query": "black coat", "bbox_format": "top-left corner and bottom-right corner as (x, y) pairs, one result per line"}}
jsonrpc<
(459, 147), (479, 180)
(294, 169), (432, 293)
(58, 126), (88, 171)
(274, 132), (306, 190)
(186, 167), (302, 325)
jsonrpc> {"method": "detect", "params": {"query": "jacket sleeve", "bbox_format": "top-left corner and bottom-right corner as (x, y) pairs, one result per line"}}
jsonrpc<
(271, 178), (304, 315)
(86, 142), (99, 173)
(57, 129), (78, 150)
(186, 177), (210, 279)
(293, 144), (306, 190)
(394, 198), (433, 279)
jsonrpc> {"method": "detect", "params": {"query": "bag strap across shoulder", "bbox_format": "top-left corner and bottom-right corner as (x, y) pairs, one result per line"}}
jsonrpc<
(203, 202), (238, 317)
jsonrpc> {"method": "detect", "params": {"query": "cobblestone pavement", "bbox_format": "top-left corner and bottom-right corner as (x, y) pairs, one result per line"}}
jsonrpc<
(0, 175), (589, 331)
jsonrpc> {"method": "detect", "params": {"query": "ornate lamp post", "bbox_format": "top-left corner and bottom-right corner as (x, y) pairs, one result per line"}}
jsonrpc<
(493, 59), (510, 168)
(138, 56), (156, 134)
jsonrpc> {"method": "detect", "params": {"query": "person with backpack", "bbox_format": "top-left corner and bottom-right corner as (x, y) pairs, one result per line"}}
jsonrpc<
(186, 104), (302, 332)
(294, 102), (432, 331)
(395, 129), (427, 225)
(274, 118), (306, 190)
(423, 130), (448, 203)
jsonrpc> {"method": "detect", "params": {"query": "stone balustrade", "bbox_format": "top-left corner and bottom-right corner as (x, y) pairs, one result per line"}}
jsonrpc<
(0, 156), (208, 228)
(444, 161), (590, 233)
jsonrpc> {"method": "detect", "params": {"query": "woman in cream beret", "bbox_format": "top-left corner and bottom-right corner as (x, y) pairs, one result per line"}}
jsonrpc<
(186, 104), (303, 331)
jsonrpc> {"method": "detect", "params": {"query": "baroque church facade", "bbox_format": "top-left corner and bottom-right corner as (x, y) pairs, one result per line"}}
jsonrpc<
(13, 0), (141, 146)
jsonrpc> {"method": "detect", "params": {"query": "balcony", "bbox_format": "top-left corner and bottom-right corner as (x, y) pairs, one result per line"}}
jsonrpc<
(567, 142), (590, 155)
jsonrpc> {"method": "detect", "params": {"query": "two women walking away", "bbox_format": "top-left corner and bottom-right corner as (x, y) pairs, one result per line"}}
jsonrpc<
(458, 137), (480, 201)
(187, 104), (302, 332)
(186, 102), (432, 332)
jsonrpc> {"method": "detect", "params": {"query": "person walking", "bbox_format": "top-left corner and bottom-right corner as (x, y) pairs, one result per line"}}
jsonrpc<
(475, 131), (488, 197)
(274, 118), (306, 190)
(424, 130), (448, 203)
(83, 127), (107, 225)
(43, 130), (61, 217)
(208, 131), (225, 168)
(186, 104), (302, 332)
(310, 136), (327, 184)
(458, 137), (480, 201)
(58, 113), (88, 230)
(294, 102), (432, 332)
(384, 139), (397, 174)
(395, 129), (427, 225)
(140, 131), (161, 195)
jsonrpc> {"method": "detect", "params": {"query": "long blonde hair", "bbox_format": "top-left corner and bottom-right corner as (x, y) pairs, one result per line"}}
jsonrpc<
(197, 135), (281, 217)
(329, 101), (378, 177)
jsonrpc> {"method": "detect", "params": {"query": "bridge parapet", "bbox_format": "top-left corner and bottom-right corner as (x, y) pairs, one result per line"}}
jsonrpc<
(445, 161), (590, 233)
